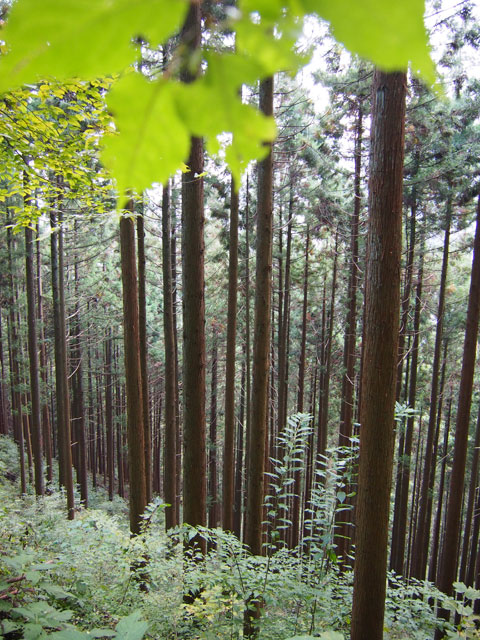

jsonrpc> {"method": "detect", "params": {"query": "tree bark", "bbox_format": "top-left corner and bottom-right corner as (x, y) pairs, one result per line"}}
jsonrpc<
(436, 196), (480, 634)
(162, 181), (178, 530)
(351, 70), (406, 640)
(25, 222), (44, 496)
(50, 203), (75, 519)
(245, 76), (274, 557)
(119, 205), (147, 535)
(137, 207), (152, 504)
(411, 196), (451, 580)
(222, 175), (239, 532)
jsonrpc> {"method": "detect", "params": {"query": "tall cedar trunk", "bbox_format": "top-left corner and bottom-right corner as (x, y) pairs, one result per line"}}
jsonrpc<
(459, 402), (480, 583)
(350, 70), (406, 640)
(429, 395), (452, 583)
(71, 223), (88, 506)
(336, 106), (362, 563)
(390, 242), (424, 575)
(7, 225), (26, 492)
(243, 176), (251, 541)
(291, 225), (309, 549)
(318, 235), (338, 457)
(105, 328), (115, 501)
(411, 197), (451, 579)
(87, 331), (96, 488)
(234, 354), (246, 538)
(436, 197), (480, 634)
(277, 194), (293, 438)
(162, 181), (178, 529)
(36, 223), (53, 482)
(50, 206), (75, 519)
(339, 104), (363, 446)
(223, 175), (239, 531)
(245, 76), (274, 557)
(181, 2), (206, 540)
(316, 278), (327, 461)
(0, 313), (8, 437)
(25, 223), (44, 496)
(390, 202), (417, 571)
(119, 207), (147, 535)
(137, 208), (152, 504)
(208, 328), (218, 528)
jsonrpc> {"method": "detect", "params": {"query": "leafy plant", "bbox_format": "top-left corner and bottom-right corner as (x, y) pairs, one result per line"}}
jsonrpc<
(0, 0), (436, 199)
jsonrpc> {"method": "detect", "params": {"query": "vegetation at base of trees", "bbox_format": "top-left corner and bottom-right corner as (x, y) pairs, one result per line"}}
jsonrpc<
(1, 434), (474, 640)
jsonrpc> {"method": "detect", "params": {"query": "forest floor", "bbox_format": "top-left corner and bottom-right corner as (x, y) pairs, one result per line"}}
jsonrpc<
(0, 436), (465, 639)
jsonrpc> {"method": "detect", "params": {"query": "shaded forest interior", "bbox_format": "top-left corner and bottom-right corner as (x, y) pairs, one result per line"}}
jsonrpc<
(2, 0), (480, 639)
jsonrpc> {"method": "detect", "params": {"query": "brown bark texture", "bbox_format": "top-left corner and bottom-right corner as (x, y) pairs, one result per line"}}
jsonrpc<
(120, 209), (147, 535)
(245, 76), (274, 557)
(351, 69), (406, 640)
(436, 196), (480, 629)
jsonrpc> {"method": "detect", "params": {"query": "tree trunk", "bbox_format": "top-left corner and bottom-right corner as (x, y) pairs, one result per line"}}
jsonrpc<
(390, 237), (424, 575)
(245, 76), (274, 557)
(208, 326), (219, 528)
(25, 222), (44, 496)
(50, 204), (75, 519)
(411, 196), (451, 580)
(105, 328), (115, 501)
(137, 207), (152, 505)
(119, 205), (147, 535)
(180, 2), (207, 542)
(222, 175), (239, 532)
(162, 180), (178, 530)
(436, 196), (480, 634)
(351, 69), (406, 640)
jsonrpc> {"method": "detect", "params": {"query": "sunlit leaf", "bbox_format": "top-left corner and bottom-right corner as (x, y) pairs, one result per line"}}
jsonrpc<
(310, 0), (436, 85)
(102, 73), (190, 198)
(0, 0), (187, 92)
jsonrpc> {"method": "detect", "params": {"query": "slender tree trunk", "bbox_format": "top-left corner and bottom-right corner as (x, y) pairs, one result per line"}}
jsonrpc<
(208, 327), (219, 528)
(243, 175), (251, 541)
(71, 225), (88, 507)
(390, 237), (424, 575)
(436, 197), (480, 634)
(459, 402), (480, 583)
(336, 107), (363, 560)
(36, 223), (52, 482)
(291, 225), (310, 549)
(25, 223), (44, 496)
(351, 70), (406, 640)
(162, 181), (178, 529)
(244, 76), (274, 638)
(105, 328), (115, 501)
(7, 224), (26, 493)
(429, 396), (452, 583)
(119, 205), (147, 535)
(137, 207), (152, 505)
(411, 197), (452, 580)
(180, 3), (207, 543)
(223, 175), (239, 531)
(50, 204), (75, 519)
(245, 76), (274, 557)
(277, 194), (293, 438)
(234, 354), (246, 539)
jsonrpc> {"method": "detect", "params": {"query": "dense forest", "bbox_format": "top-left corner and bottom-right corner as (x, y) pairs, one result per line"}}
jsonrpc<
(0, 0), (480, 638)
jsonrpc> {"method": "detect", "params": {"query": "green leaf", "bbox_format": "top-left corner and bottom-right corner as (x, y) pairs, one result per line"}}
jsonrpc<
(48, 631), (90, 639)
(311, 0), (436, 86)
(0, 0), (188, 92)
(336, 491), (346, 503)
(89, 630), (117, 638)
(102, 73), (190, 198)
(115, 611), (148, 640)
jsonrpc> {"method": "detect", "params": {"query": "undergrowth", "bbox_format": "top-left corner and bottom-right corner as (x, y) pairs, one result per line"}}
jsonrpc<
(0, 433), (471, 639)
